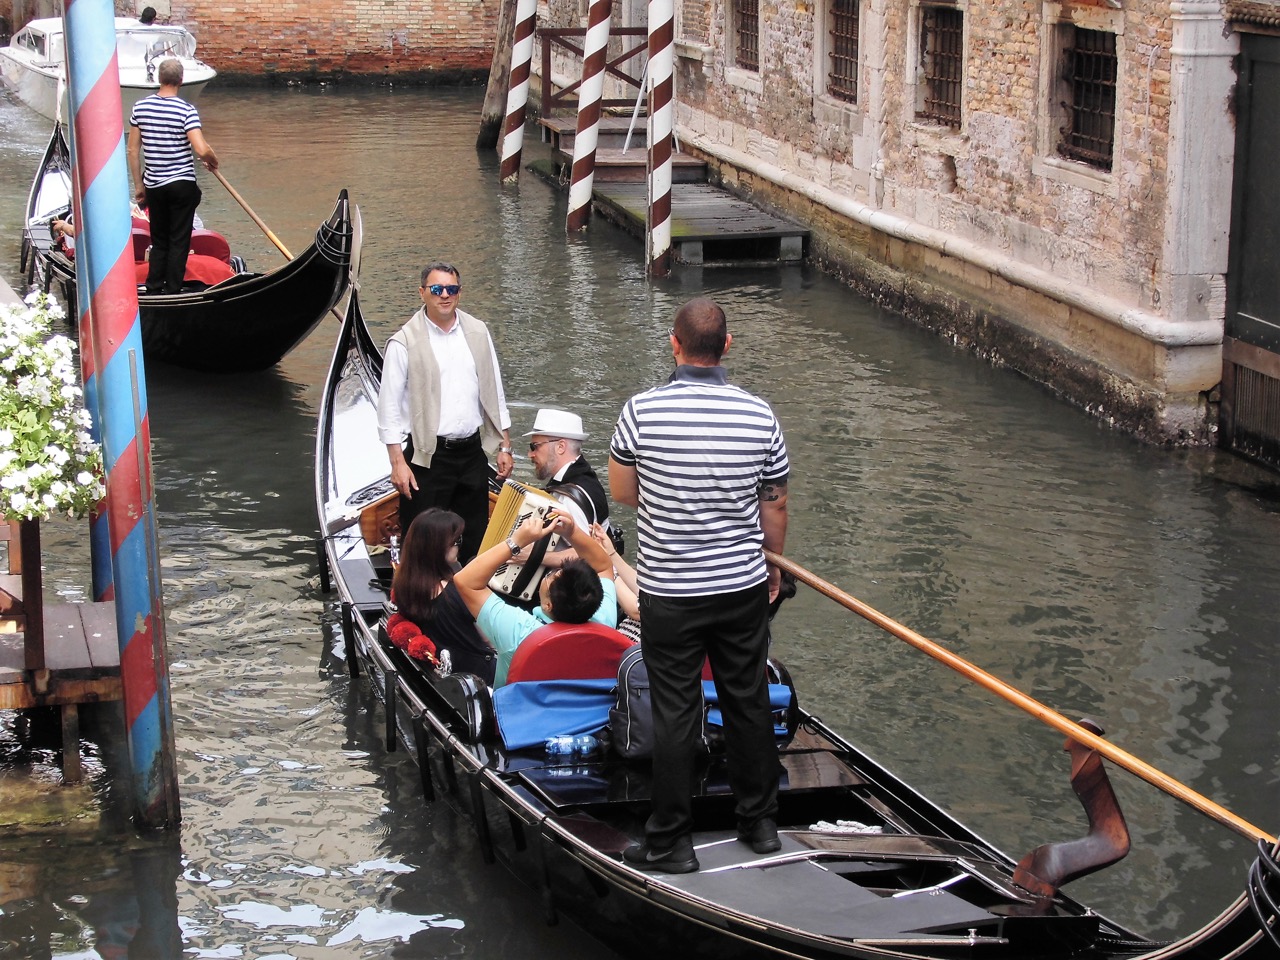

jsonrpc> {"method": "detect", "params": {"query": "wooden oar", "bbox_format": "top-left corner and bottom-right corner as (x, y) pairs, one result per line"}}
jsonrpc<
(765, 550), (1277, 846)
(211, 169), (293, 261)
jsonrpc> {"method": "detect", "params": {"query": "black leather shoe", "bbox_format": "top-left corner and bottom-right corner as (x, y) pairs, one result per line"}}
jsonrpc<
(622, 838), (700, 873)
(738, 817), (781, 854)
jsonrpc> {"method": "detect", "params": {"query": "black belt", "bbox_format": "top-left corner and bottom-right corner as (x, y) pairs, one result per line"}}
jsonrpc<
(437, 430), (481, 449)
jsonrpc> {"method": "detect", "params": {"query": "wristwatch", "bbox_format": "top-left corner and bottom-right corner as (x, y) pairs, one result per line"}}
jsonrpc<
(505, 537), (523, 557)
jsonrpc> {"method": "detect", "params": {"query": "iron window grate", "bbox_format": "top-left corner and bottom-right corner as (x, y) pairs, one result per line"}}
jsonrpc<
(735, 0), (760, 71)
(1059, 26), (1116, 168)
(827, 0), (859, 103)
(918, 6), (963, 127)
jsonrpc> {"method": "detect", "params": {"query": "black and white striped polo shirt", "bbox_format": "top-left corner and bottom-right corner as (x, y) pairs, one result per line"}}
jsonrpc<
(129, 94), (200, 187)
(611, 365), (789, 597)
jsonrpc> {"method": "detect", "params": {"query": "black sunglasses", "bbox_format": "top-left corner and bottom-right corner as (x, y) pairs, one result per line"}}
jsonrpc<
(529, 439), (559, 451)
(426, 283), (461, 296)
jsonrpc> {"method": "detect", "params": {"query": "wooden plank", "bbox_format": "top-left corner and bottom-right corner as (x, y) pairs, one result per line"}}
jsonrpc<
(0, 675), (122, 710)
(42, 602), (94, 671)
(79, 602), (119, 668)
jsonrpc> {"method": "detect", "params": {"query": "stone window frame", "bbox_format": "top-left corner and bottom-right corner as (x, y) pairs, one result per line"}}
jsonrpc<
(725, 0), (765, 92)
(911, 0), (966, 129)
(1032, 1), (1124, 198)
(824, 0), (862, 105)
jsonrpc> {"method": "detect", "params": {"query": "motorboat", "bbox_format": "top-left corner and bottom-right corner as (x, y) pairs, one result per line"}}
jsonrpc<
(0, 16), (216, 125)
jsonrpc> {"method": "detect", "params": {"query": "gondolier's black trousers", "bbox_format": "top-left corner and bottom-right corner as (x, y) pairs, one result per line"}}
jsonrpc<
(144, 178), (201, 294)
(399, 433), (489, 562)
(639, 584), (781, 847)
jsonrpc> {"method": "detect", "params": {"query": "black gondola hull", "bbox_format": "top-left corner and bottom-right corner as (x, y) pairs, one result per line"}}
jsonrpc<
(22, 125), (354, 373)
(314, 286), (1280, 960)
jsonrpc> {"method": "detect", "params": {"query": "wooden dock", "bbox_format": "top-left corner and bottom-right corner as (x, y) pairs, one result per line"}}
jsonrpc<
(1, 521), (121, 783)
(536, 115), (809, 264)
(591, 182), (807, 265)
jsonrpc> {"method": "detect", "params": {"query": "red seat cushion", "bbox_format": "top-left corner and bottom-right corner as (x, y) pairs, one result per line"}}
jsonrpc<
(506, 622), (635, 683)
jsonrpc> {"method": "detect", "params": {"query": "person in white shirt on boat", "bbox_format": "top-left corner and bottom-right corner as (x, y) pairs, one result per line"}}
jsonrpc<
(377, 261), (515, 560)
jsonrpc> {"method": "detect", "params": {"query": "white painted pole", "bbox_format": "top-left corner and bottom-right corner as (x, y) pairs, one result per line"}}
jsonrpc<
(646, 0), (675, 276)
(567, 0), (612, 231)
(499, 0), (539, 182)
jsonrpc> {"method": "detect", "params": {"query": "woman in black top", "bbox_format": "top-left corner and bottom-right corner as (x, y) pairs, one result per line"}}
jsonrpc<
(390, 508), (498, 685)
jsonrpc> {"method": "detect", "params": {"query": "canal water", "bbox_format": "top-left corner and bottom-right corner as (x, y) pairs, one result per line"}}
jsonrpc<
(1, 84), (1278, 958)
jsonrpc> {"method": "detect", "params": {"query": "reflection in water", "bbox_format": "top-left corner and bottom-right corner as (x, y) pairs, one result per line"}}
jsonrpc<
(1, 84), (1278, 957)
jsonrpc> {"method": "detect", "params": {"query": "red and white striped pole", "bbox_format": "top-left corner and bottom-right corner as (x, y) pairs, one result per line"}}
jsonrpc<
(499, 0), (539, 182)
(63, 0), (180, 830)
(646, 0), (675, 276)
(566, 0), (612, 231)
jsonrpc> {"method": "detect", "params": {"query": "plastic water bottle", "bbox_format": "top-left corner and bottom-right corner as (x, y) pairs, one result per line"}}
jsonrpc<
(545, 736), (576, 757)
(545, 734), (600, 758)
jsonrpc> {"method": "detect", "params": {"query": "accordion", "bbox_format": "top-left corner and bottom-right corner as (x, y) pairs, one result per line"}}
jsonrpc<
(481, 480), (564, 600)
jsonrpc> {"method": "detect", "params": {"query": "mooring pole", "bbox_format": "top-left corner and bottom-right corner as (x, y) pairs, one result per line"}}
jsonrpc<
(646, 0), (675, 276)
(63, 123), (115, 603)
(499, 0), (539, 182)
(62, 0), (181, 831)
(566, 0), (612, 231)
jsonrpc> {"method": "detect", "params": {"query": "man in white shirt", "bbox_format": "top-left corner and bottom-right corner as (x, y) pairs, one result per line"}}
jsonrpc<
(377, 262), (514, 559)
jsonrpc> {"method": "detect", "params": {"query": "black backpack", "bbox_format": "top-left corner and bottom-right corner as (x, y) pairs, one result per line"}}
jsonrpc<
(608, 645), (706, 759)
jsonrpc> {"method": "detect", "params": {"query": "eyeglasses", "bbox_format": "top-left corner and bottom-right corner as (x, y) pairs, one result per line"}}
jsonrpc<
(528, 439), (560, 451)
(425, 283), (461, 297)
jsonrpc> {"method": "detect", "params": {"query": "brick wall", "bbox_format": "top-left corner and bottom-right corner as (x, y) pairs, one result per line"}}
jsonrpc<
(164, 0), (499, 80)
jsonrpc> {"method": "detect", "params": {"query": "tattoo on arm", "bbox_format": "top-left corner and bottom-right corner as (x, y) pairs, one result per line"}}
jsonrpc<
(760, 481), (786, 502)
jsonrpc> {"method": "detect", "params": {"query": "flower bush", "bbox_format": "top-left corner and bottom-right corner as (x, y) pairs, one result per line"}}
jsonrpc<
(0, 292), (105, 521)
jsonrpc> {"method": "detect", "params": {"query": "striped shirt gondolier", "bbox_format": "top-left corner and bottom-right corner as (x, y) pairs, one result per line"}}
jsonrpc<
(129, 95), (201, 187)
(610, 365), (789, 598)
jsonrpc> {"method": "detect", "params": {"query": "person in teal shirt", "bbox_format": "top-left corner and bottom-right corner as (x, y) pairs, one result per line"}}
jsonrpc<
(454, 511), (617, 686)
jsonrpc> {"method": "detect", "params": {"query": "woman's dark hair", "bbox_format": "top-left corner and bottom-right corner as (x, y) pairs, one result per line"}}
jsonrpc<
(391, 508), (463, 624)
(547, 559), (604, 624)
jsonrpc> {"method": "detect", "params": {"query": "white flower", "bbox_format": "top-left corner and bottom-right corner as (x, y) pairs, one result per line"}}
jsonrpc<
(0, 294), (102, 521)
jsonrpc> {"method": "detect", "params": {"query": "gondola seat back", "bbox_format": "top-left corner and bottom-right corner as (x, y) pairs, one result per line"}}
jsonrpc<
(505, 622), (635, 683)
(189, 229), (232, 263)
(131, 227), (151, 261)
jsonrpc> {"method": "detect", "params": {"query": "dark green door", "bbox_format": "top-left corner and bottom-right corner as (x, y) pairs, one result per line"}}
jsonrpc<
(1222, 33), (1280, 468)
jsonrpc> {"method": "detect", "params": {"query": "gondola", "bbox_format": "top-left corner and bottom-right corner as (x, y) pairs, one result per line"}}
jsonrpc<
(21, 124), (354, 373)
(314, 290), (1280, 960)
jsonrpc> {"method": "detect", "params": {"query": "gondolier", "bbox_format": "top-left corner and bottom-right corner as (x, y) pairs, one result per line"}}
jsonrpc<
(127, 57), (218, 295)
(610, 296), (790, 874)
(377, 261), (515, 560)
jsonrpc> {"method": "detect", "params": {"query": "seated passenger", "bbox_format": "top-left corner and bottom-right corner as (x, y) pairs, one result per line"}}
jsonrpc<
(454, 511), (617, 687)
(389, 508), (499, 684)
(592, 522), (640, 640)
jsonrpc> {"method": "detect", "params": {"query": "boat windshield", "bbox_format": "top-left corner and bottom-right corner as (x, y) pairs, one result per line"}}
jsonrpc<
(118, 29), (197, 64)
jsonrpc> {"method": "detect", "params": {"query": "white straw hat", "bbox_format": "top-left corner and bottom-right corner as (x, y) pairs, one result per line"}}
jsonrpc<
(523, 408), (587, 440)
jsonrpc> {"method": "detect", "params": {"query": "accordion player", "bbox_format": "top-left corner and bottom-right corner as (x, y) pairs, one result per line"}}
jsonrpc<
(479, 480), (565, 600)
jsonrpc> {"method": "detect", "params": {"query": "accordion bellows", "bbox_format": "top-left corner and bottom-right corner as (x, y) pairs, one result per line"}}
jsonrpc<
(482, 480), (564, 600)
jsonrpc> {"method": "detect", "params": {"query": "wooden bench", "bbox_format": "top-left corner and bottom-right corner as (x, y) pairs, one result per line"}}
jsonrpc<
(0, 520), (122, 782)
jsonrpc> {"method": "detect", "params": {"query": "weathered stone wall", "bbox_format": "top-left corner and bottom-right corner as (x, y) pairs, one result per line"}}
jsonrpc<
(158, 0), (499, 80)
(667, 0), (1234, 442)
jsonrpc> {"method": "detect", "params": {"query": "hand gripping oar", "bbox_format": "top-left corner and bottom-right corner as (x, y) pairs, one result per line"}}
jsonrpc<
(212, 169), (293, 261)
(764, 549), (1276, 846)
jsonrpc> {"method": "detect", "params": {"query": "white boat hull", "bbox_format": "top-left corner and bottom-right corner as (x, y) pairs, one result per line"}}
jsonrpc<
(0, 16), (215, 126)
